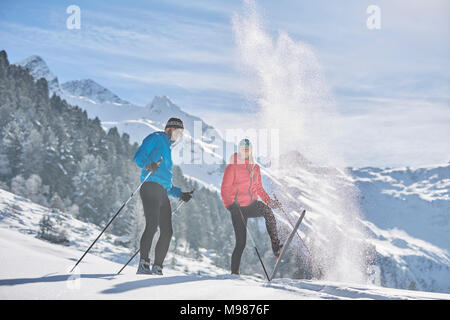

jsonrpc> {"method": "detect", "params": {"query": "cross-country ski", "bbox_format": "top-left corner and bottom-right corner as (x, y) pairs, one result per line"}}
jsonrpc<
(270, 210), (306, 281)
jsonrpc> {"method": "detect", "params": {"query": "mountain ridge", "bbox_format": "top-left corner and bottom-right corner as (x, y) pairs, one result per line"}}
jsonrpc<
(61, 79), (131, 105)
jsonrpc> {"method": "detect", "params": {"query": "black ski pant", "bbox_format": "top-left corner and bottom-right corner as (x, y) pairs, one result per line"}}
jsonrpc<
(229, 200), (280, 274)
(139, 181), (172, 267)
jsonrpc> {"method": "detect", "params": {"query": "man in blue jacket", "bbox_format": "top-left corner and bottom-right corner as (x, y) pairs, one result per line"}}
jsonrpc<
(134, 117), (192, 275)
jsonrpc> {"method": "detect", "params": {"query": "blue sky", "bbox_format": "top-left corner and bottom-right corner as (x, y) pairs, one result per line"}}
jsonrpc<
(1, 0), (449, 167)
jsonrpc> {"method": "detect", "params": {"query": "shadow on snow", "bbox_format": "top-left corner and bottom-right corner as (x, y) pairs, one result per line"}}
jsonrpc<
(0, 273), (245, 295)
(0, 274), (117, 286)
(100, 274), (243, 294)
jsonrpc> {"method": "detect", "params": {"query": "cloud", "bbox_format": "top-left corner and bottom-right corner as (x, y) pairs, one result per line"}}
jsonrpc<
(109, 70), (245, 94)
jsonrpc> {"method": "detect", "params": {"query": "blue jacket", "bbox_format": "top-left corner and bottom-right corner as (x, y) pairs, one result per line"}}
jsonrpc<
(133, 131), (182, 198)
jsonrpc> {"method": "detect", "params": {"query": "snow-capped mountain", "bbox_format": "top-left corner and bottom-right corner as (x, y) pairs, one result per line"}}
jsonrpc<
(67, 92), (227, 191)
(351, 164), (450, 250)
(15, 55), (227, 191)
(17, 55), (63, 96)
(351, 164), (450, 292)
(1, 187), (448, 300)
(62, 79), (131, 105)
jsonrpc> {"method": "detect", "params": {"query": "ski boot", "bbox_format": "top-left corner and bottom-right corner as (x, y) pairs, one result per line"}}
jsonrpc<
(136, 258), (152, 275)
(152, 264), (163, 276)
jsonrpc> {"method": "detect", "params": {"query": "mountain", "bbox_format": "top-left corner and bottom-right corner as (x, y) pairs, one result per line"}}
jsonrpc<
(17, 55), (64, 97)
(351, 164), (450, 292)
(62, 91), (227, 191)
(351, 164), (450, 249)
(16, 55), (227, 190)
(16, 55), (219, 144)
(1, 187), (448, 300)
(62, 79), (131, 105)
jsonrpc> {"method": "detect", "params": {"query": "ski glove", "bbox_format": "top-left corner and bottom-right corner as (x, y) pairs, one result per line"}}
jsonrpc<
(227, 202), (239, 211)
(180, 191), (193, 203)
(145, 160), (161, 173)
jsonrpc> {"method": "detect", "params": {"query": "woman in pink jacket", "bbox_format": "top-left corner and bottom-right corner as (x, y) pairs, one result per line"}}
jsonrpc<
(221, 138), (282, 275)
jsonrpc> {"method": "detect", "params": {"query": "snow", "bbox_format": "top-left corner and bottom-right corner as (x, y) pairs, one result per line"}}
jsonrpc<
(1, 188), (449, 300)
(62, 92), (227, 191)
(17, 55), (64, 97)
(266, 161), (450, 293)
(13, 54), (450, 295)
(57, 163), (67, 175)
(1, 228), (448, 300)
(15, 54), (228, 193)
(61, 79), (131, 105)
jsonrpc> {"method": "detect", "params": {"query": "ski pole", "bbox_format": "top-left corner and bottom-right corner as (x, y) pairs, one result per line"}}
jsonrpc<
(273, 194), (313, 260)
(117, 190), (194, 275)
(117, 248), (140, 275)
(237, 206), (270, 281)
(70, 163), (160, 273)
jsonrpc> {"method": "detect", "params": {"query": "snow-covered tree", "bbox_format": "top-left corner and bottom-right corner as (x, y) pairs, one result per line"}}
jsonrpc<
(50, 192), (65, 211)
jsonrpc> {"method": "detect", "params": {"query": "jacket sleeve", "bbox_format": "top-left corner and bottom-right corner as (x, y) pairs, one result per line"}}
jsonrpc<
(255, 165), (271, 205)
(133, 134), (159, 168)
(221, 164), (236, 209)
(167, 185), (182, 198)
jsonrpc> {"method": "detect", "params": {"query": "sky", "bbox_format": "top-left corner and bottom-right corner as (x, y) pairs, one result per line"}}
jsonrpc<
(0, 0), (449, 167)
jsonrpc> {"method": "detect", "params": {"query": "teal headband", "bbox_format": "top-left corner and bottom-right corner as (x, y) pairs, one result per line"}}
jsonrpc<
(239, 139), (251, 148)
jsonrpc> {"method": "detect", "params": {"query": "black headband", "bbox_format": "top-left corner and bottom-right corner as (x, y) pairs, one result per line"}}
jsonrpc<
(165, 118), (184, 129)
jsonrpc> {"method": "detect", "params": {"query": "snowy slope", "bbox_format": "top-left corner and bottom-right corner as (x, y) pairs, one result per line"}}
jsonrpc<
(351, 164), (450, 249)
(351, 164), (450, 292)
(1, 188), (448, 300)
(62, 79), (131, 105)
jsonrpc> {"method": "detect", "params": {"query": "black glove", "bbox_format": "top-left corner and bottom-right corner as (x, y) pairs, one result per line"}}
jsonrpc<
(180, 191), (193, 203)
(227, 202), (239, 211)
(145, 160), (160, 173)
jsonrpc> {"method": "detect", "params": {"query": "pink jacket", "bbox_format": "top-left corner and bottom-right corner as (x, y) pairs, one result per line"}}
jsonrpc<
(221, 153), (271, 208)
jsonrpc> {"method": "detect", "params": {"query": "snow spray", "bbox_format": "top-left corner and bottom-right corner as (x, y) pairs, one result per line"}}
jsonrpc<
(232, 0), (369, 284)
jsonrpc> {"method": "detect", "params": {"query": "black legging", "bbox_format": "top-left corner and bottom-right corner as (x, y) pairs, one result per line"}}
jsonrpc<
(139, 181), (172, 267)
(229, 200), (280, 274)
